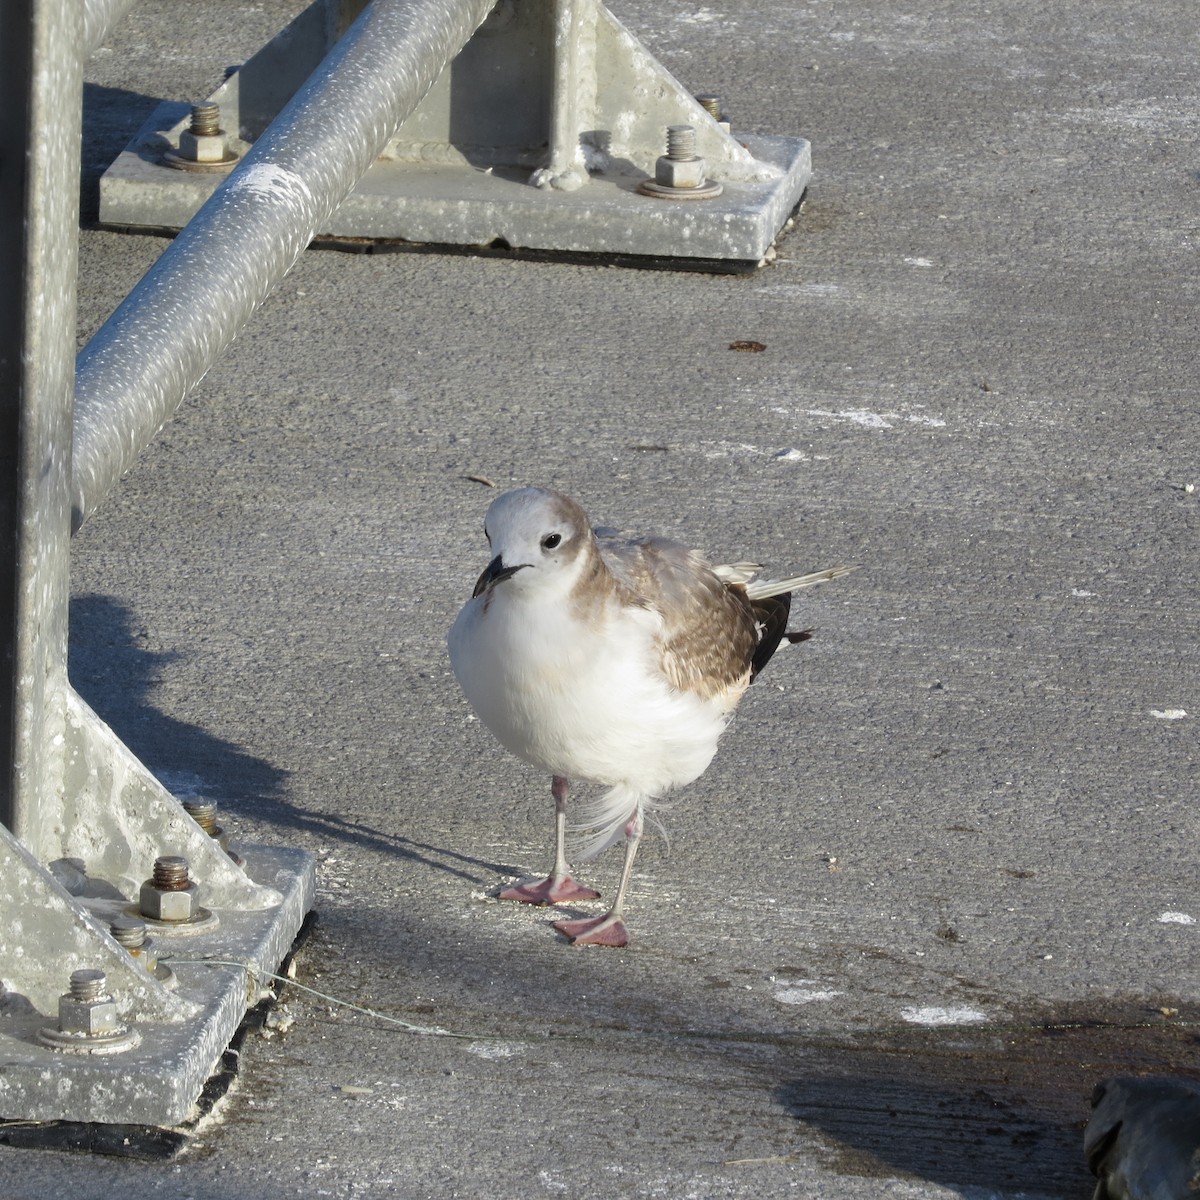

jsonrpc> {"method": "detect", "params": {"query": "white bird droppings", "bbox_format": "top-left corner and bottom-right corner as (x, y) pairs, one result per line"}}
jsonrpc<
(1159, 912), (1196, 925)
(1150, 708), (1188, 720)
(900, 1005), (989, 1027)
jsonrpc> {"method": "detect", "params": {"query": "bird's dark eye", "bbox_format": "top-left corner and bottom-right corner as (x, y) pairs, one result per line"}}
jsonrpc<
(541, 533), (562, 550)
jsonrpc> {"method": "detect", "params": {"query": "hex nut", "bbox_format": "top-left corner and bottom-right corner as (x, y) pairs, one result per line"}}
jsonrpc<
(58, 995), (121, 1037)
(130, 938), (159, 972)
(654, 154), (708, 189)
(139, 878), (200, 922)
(178, 129), (230, 163)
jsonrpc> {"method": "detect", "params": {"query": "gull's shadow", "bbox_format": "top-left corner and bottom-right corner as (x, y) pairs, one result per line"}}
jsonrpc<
(68, 594), (504, 884)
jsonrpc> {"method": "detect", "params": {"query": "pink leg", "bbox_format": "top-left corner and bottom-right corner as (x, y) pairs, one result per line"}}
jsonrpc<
(498, 776), (601, 905)
(553, 805), (643, 947)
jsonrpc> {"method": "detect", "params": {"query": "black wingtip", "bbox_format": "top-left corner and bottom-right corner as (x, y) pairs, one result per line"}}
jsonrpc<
(749, 594), (791, 681)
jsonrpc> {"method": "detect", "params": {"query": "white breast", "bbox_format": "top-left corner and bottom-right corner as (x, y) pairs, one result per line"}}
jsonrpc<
(449, 586), (731, 796)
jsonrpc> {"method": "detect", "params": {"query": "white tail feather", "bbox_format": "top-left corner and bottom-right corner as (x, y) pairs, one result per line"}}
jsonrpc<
(709, 561), (762, 586)
(743, 564), (856, 600)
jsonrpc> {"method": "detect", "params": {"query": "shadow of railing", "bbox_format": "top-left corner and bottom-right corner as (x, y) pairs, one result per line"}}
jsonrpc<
(68, 592), (510, 886)
(81, 82), (164, 222)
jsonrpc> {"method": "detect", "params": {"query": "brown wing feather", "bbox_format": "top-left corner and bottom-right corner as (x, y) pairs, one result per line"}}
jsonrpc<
(599, 534), (761, 700)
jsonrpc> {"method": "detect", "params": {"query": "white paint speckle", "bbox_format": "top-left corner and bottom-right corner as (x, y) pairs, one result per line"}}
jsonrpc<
(467, 1040), (526, 1059)
(807, 408), (893, 429)
(900, 1005), (989, 1026)
(804, 407), (947, 430)
(676, 7), (721, 23)
(1071, 588), (1097, 597)
(904, 256), (934, 267)
(775, 986), (845, 1005)
(761, 281), (843, 299)
(693, 440), (772, 460)
(1159, 912), (1196, 925)
(1150, 709), (1188, 720)
(1062, 100), (1197, 133)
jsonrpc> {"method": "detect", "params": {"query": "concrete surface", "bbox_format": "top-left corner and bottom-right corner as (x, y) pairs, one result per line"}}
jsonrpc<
(4, 0), (1198, 1195)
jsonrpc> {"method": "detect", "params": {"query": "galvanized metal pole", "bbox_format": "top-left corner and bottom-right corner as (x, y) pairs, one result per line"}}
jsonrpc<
(82, 0), (138, 56)
(0, 0), (316, 1128)
(534, 0), (594, 191)
(0, 0), (82, 839)
(72, 0), (498, 531)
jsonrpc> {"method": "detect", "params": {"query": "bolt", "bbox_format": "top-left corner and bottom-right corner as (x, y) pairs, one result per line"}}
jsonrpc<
(110, 916), (147, 949)
(189, 103), (221, 137)
(57, 970), (121, 1036)
(140, 855), (200, 922)
(666, 124), (698, 162)
(38, 967), (140, 1051)
(182, 797), (218, 836)
(110, 916), (159, 974)
(69, 968), (106, 1002)
(694, 93), (732, 133)
(152, 855), (191, 890)
(181, 794), (243, 865)
(640, 123), (719, 195)
(165, 102), (239, 172)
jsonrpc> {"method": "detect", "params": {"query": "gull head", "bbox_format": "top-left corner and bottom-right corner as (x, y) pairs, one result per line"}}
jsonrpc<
(471, 487), (592, 600)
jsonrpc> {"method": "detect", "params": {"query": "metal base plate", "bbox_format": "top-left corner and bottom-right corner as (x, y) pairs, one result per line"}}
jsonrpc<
(99, 104), (810, 268)
(0, 845), (315, 1127)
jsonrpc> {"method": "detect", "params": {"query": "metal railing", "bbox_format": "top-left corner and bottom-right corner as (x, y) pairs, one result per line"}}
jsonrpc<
(1, 0), (495, 1130)
(2, 0), (808, 1130)
(73, 0), (500, 531)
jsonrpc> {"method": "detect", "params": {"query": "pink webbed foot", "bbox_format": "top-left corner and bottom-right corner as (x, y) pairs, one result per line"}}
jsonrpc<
(552, 912), (629, 948)
(498, 875), (601, 905)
